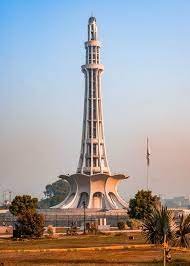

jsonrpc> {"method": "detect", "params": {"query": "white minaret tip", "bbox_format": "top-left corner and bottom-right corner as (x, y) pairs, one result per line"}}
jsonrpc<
(88, 16), (96, 23)
(88, 16), (97, 41)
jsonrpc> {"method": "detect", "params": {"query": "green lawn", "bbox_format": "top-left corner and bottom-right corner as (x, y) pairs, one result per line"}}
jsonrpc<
(0, 232), (145, 250)
(0, 234), (189, 265)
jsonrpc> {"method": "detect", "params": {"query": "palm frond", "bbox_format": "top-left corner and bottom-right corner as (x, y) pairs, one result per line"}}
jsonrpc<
(175, 214), (190, 247)
(142, 205), (177, 245)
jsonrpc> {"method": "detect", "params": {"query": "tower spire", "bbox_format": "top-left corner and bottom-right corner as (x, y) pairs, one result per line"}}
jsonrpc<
(77, 17), (110, 176)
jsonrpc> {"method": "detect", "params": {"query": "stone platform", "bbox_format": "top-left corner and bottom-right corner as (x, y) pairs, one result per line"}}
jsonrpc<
(38, 208), (128, 227)
(0, 208), (128, 227)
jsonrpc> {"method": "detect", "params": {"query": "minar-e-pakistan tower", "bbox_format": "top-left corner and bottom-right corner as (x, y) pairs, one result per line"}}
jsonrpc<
(53, 17), (128, 210)
(77, 16), (110, 175)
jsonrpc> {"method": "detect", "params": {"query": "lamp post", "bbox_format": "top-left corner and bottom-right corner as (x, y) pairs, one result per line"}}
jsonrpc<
(83, 201), (86, 234)
(163, 225), (168, 266)
(163, 233), (166, 266)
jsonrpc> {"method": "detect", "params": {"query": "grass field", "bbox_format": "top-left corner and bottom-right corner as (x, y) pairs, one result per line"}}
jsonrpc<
(0, 232), (144, 250)
(0, 233), (189, 265)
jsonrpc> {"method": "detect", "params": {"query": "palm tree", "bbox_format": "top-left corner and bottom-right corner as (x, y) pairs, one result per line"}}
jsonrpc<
(175, 214), (190, 247)
(143, 206), (177, 244)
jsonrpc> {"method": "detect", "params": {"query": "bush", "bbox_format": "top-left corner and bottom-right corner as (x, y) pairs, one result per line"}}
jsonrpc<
(66, 226), (78, 235)
(47, 225), (54, 236)
(86, 222), (98, 235)
(117, 221), (126, 230)
(126, 219), (142, 229)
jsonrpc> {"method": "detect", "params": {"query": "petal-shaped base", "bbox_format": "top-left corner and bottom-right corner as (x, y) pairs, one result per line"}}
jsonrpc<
(51, 173), (129, 210)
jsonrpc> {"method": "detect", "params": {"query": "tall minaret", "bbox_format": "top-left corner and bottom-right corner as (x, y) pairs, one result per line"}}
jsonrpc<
(77, 17), (110, 176)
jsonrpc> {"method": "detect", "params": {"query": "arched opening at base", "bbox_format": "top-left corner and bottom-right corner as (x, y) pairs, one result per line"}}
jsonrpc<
(93, 192), (103, 208)
(77, 192), (89, 208)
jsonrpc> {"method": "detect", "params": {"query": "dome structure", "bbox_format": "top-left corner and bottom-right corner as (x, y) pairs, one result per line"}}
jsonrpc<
(88, 16), (96, 24)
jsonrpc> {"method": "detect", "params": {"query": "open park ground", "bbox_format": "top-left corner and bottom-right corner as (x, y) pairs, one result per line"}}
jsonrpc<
(0, 233), (190, 265)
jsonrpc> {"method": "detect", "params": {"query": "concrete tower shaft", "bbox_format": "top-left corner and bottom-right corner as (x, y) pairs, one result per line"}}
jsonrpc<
(77, 17), (110, 176)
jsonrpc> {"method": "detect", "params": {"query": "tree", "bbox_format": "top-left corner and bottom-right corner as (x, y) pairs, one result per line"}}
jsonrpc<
(175, 214), (190, 247)
(9, 195), (38, 216)
(17, 211), (45, 238)
(9, 195), (45, 238)
(142, 205), (176, 244)
(45, 184), (54, 198)
(38, 178), (70, 208)
(128, 190), (160, 220)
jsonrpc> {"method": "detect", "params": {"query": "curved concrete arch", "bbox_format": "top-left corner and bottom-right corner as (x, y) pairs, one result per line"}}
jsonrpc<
(52, 173), (129, 210)
(105, 175), (129, 209)
(51, 175), (78, 209)
(77, 192), (89, 208)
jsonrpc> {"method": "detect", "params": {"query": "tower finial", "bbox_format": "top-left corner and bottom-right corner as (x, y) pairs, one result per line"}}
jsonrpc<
(88, 16), (97, 40)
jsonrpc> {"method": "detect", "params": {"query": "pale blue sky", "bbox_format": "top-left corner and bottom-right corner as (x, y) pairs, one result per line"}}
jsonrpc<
(0, 0), (190, 201)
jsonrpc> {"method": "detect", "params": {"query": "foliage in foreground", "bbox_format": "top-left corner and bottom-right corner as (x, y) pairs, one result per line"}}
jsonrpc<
(175, 213), (190, 247)
(9, 195), (45, 238)
(128, 190), (160, 220)
(143, 205), (176, 244)
(143, 205), (190, 247)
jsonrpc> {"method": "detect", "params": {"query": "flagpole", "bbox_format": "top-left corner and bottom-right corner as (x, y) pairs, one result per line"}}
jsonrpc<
(146, 158), (149, 191)
(146, 137), (150, 191)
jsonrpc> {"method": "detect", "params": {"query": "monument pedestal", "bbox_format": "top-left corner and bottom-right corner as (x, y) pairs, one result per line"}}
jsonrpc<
(52, 174), (129, 210)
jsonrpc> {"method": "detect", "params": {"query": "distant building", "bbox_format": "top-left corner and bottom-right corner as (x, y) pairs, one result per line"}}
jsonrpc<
(162, 196), (190, 209)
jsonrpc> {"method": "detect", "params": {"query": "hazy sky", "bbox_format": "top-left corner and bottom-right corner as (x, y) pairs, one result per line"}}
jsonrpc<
(0, 0), (190, 201)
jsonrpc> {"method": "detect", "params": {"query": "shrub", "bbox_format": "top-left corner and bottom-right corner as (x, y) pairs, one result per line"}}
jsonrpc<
(117, 221), (126, 230)
(47, 225), (54, 236)
(126, 219), (142, 229)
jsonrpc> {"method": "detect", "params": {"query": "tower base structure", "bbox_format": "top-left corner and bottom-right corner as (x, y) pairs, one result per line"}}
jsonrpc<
(52, 174), (129, 210)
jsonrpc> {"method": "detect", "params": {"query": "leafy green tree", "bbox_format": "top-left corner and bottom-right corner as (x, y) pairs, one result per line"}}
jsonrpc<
(128, 190), (160, 220)
(38, 178), (70, 208)
(51, 179), (69, 196)
(143, 205), (176, 244)
(9, 195), (38, 216)
(45, 184), (54, 198)
(17, 211), (45, 238)
(9, 195), (44, 238)
(175, 214), (190, 247)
